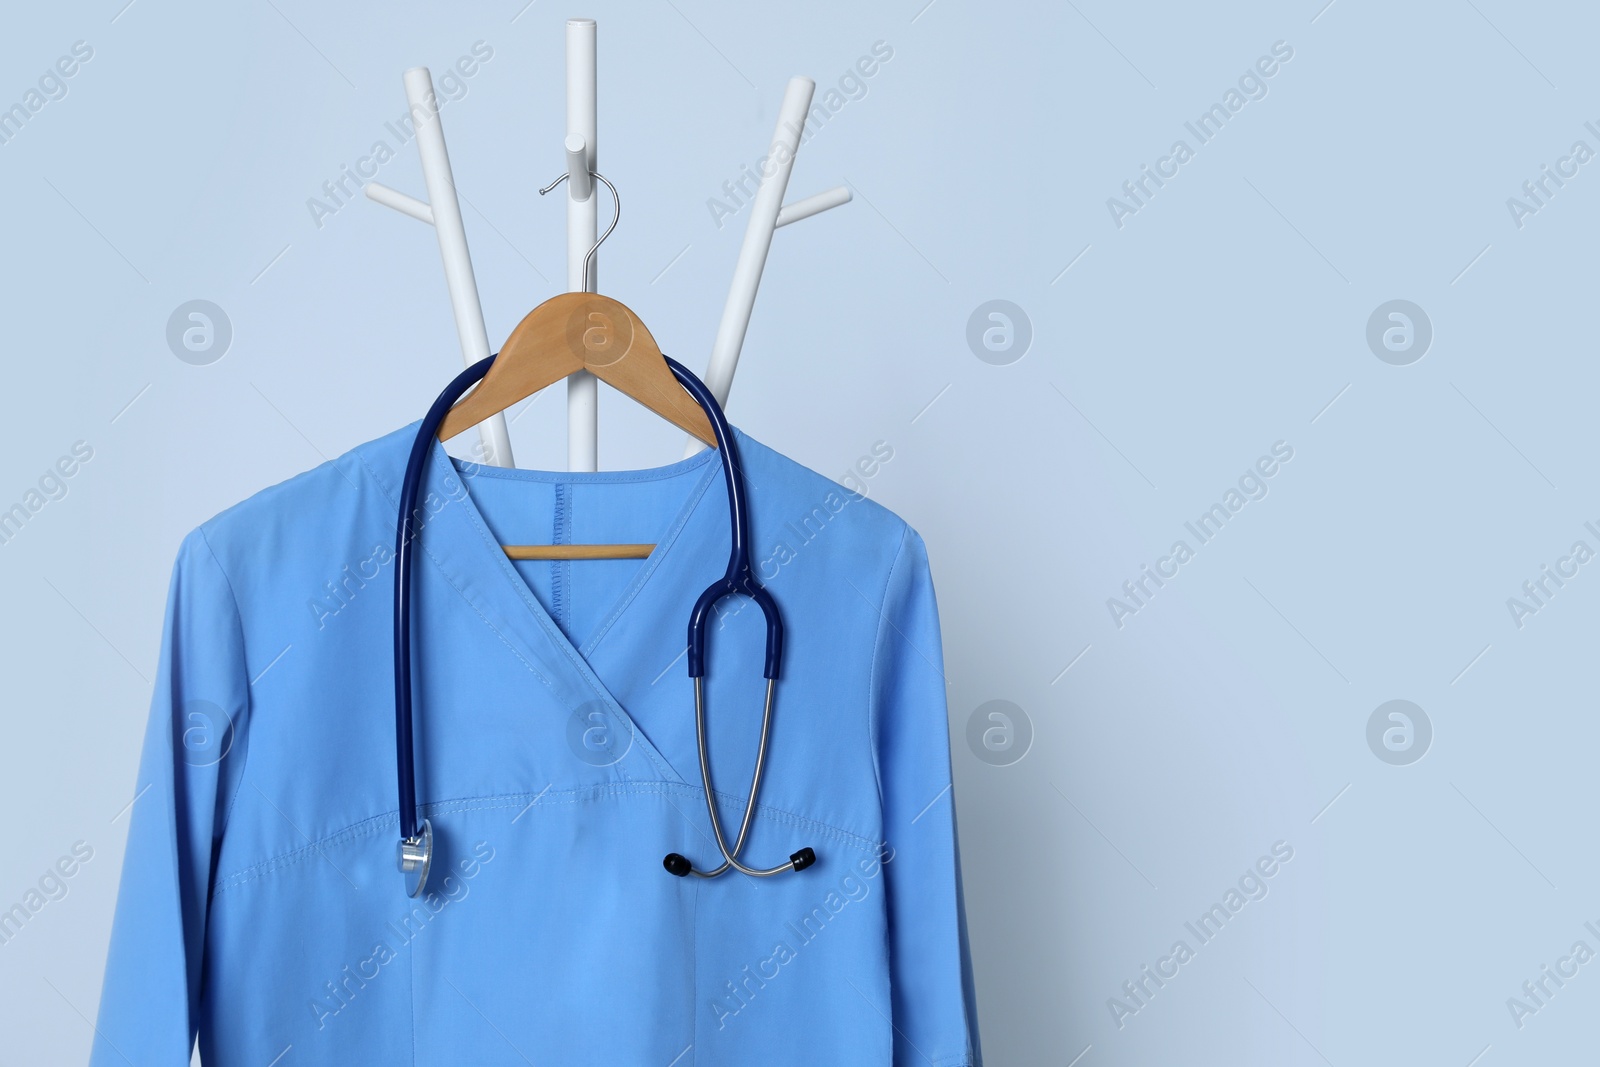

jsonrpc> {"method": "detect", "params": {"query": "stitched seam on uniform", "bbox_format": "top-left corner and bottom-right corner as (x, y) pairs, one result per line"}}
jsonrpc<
(478, 551), (672, 783)
(866, 522), (911, 817)
(196, 525), (255, 841)
(354, 441), (406, 505)
(433, 783), (880, 847)
(691, 875), (701, 1066)
(212, 783), (880, 893)
(428, 447), (677, 785)
(552, 482), (568, 631)
(355, 446), (555, 691)
(417, 529), (555, 689)
(408, 880), (418, 1067)
(212, 812), (393, 893)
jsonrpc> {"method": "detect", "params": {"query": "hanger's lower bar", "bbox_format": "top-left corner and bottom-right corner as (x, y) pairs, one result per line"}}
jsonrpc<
(504, 543), (653, 561)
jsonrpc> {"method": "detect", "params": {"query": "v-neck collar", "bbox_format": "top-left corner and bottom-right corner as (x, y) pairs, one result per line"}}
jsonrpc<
(412, 433), (727, 785)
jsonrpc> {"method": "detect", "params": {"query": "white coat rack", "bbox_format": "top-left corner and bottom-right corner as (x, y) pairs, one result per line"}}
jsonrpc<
(365, 18), (849, 472)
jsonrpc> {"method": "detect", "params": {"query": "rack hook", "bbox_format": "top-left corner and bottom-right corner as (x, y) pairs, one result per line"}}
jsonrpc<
(540, 169), (620, 293)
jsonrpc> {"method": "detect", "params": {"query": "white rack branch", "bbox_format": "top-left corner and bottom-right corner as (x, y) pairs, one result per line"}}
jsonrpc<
(565, 19), (599, 472)
(365, 66), (513, 468)
(685, 76), (851, 456)
(776, 185), (851, 228)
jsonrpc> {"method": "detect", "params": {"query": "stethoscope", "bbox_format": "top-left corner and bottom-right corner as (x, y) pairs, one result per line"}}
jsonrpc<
(392, 353), (817, 897)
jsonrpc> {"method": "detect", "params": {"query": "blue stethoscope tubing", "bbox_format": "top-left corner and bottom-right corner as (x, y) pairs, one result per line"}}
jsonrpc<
(393, 353), (815, 896)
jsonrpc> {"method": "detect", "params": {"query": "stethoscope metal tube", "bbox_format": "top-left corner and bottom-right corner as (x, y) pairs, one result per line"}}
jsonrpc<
(657, 357), (812, 879)
(667, 677), (815, 878)
(392, 353), (814, 896)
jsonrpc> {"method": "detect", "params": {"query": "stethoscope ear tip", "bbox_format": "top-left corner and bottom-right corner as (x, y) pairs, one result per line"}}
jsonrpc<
(790, 847), (816, 872)
(663, 853), (693, 877)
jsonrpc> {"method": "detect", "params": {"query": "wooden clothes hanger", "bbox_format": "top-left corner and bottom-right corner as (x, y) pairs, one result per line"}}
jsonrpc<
(435, 172), (717, 562)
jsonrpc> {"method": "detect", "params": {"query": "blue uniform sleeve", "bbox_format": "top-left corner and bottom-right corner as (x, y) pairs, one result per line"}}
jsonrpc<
(872, 526), (982, 1066)
(93, 527), (250, 1065)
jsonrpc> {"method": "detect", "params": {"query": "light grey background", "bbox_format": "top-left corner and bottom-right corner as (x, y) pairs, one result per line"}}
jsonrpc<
(1, 1), (1594, 1064)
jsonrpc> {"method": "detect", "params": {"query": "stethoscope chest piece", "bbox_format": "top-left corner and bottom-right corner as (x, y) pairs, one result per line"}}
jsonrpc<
(399, 818), (433, 898)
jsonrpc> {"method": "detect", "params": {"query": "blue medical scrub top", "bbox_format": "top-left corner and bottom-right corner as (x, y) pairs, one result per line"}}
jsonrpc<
(92, 423), (980, 1065)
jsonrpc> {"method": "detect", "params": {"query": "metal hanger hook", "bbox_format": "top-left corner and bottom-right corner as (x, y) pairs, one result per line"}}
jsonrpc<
(539, 169), (620, 293)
